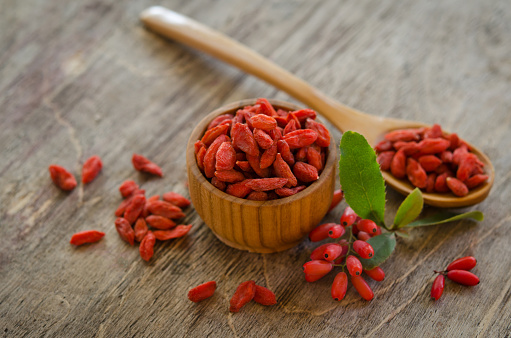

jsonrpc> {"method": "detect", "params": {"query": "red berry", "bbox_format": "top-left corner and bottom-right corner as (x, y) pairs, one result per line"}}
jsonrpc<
(431, 275), (445, 301)
(446, 256), (477, 272)
(323, 244), (344, 262)
(364, 267), (385, 282)
(188, 281), (217, 302)
(351, 275), (374, 301)
(357, 219), (378, 234)
(310, 243), (332, 261)
(353, 240), (374, 259)
(446, 270), (480, 286)
(303, 260), (333, 279)
(327, 225), (345, 239)
(253, 285), (277, 306)
(309, 223), (337, 242)
(340, 206), (357, 227)
(346, 255), (363, 276)
(331, 272), (348, 301)
(357, 231), (371, 241)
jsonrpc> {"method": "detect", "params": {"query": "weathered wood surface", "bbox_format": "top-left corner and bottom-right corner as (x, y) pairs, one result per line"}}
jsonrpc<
(1, 0), (510, 337)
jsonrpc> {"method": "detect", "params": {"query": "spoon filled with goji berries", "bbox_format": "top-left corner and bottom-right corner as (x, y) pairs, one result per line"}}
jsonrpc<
(140, 6), (494, 208)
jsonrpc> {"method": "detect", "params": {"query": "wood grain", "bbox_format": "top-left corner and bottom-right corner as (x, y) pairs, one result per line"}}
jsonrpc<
(1, 0), (510, 337)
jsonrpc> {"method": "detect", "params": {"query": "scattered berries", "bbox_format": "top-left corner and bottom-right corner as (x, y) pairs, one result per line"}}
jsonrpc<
(188, 281), (217, 302)
(430, 256), (479, 301)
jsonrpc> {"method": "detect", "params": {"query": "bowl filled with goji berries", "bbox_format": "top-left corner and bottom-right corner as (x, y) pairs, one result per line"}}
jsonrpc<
(186, 98), (337, 253)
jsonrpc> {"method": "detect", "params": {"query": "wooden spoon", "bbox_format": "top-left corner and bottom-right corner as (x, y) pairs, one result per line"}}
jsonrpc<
(140, 6), (494, 208)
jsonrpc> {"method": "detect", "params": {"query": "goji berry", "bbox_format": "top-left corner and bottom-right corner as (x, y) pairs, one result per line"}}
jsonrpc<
(328, 189), (344, 212)
(253, 285), (277, 306)
(274, 185), (306, 197)
(394, 141), (420, 156)
(309, 223), (337, 242)
(431, 274), (445, 301)
(293, 162), (319, 182)
(277, 140), (295, 166)
(446, 256), (477, 272)
(273, 153), (297, 187)
(282, 129), (318, 149)
(260, 142), (278, 169)
(295, 147), (307, 162)
(374, 140), (393, 153)
(390, 149), (406, 179)
(49, 165), (77, 191)
(115, 217), (135, 245)
(82, 155), (102, 184)
(229, 280), (256, 313)
(225, 180), (253, 198)
(246, 154), (271, 177)
(211, 177), (227, 191)
(417, 138), (450, 155)
(351, 275), (374, 301)
(424, 124), (443, 138)
(406, 158), (427, 189)
(384, 129), (420, 142)
(146, 200), (185, 219)
(119, 180), (139, 198)
(465, 174), (488, 189)
(452, 145), (469, 166)
(364, 267), (385, 281)
(134, 218), (148, 242)
(245, 178), (288, 191)
(207, 114), (233, 130)
(124, 194), (146, 224)
(306, 144), (323, 171)
(283, 119), (298, 135)
(346, 255), (363, 276)
(292, 109), (317, 121)
(204, 134), (230, 178)
(305, 118), (330, 147)
(331, 272), (348, 301)
(153, 225), (192, 240)
(457, 153), (483, 181)
(340, 206), (357, 227)
(255, 98), (277, 116)
(215, 169), (245, 183)
(327, 225), (345, 239)
(250, 114), (277, 131)
(418, 155), (442, 172)
(425, 173), (437, 193)
(232, 123), (259, 157)
(70, 230), (105, 245)
(446, 270), (479, 286)
(353, 240), (374, 259)
(236, 160), (252, 172)
(162, 192), (191, 208)
(139, 231), (156, 261)
(188, 281), (217, 302)
(440, 150), (453, 163)
(357, 219), (378, 234)
(145, 215), (176, 230)
(377, 151), (395, 171)
(196, 146), (207, 172)
(201, 123), (230, 147)
(215, 142), (237, 171)
(246, 191), (268, 201)
(253, 128), (274, 150)
(446, 177), (469, 197)
(434, 172), (451, 193)
(303, 260), (333, 277)
(132, 154), (163, 177)
(194, 140), (205, 154)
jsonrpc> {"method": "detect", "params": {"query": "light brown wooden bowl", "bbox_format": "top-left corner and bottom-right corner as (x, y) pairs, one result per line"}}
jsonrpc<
(186, 99), (337, 253)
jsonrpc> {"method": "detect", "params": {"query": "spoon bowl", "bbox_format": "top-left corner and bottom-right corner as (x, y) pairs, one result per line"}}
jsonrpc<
(186, 99), (337, 253)
(141, 6), (494, 207)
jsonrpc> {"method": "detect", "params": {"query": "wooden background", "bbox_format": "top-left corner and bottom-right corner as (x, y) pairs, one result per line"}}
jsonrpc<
(1, 0), (510, 337)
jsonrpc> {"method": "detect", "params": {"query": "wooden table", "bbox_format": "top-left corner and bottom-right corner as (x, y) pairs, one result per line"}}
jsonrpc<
(1, 1), (510, 336)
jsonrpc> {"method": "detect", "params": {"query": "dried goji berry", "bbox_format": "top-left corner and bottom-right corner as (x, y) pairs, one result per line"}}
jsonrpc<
(82, 155), (103, 184)
(390, 149), (406, 179)
(215, 169), (245, 183)
(406, 158), (427, 189)
(124, 194), (146, 224)
(196, 146), (207, 172)
(145, 215), (176, 230)
(465, 174), (488, 189)
(305, 118), (330, 147)
(374, 140), (393, 152)
(293, 162), (319, 182)
(292, 109), (317, 122)
(188, 281), (217, 302)
(146, 200), (185, 219)
(273, 153), (297, 187)
(255, 98), (277, 116)
(250, 114), (277, 131)
(70, 230), (105, 245)
(260, 142), (278, 169)
(274, 185), (306, 197)
(377, 151), (395, 171)
(253, 285), (277, 306)
(153, 225), (192, 240)
(232, 123), (259, 156)
(204, 134), (230, 178)
(236, 160), (253, 172)
(434, 172), (451, 193)
(457, 153), (483, 181)
(49, 165), (77, 191)
(246, 154), (271, 178)
(282, 129), (318, 149)
(446, 177), (469, 197)
(134, 218), (149, 242)
(115, 217), (135, 245)
(211, 177), (227, 191)
(139, 231), (156, 261)
(225, 180), (253, 198)
(246, 191), (268, 201)
(426, 173), (437, 193)
(229, 280), (256, 313)
(194, 140), (205, 154)
(385, 129), (421, 142)
(424, 124), (443, 139)
(418, 155), (442, 172)
(162, 192), (191, 208)
(201, 124), (230, 147)
(331, 272), (348, 301)
(253, 128), (274, 149)
(215, 142), (237, 171)
(208, 114), (233, 130)
(283, 119), (298, 135)
(277, 140), (295, 166)
(245, 178), (288, 191)
(417, 138), (450, 155)
(132, 154), (163, 177)
(119, 180), (139, 198)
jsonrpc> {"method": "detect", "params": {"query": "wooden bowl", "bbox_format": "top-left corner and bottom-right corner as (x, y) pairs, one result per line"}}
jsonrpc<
(186, 99), (337, 253)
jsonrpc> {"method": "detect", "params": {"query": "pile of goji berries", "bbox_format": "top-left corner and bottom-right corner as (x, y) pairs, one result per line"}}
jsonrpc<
(375, 124), (488, 196)
(431, 256), (479, 300)
(114, 180), (192, 261)
(54, 153), (194, 261)
(187, 280), (277, 312)
(304, 206), (384, 301)
(194, 98), (330, 200)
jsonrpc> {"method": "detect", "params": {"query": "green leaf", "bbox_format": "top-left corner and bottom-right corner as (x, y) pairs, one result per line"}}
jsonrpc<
(359, 233), (396, 269)
(404, 210), (484, 228)
(392, 188), (423, 229)
(339, 132), (386, 226)
(395, 229), (410, 238)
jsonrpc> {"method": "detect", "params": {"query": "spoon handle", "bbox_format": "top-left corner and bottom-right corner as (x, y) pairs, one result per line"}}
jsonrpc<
(140, 6), (367, 133)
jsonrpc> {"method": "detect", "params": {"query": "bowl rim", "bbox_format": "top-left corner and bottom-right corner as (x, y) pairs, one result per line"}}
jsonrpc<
(186, 98), (337, 207)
